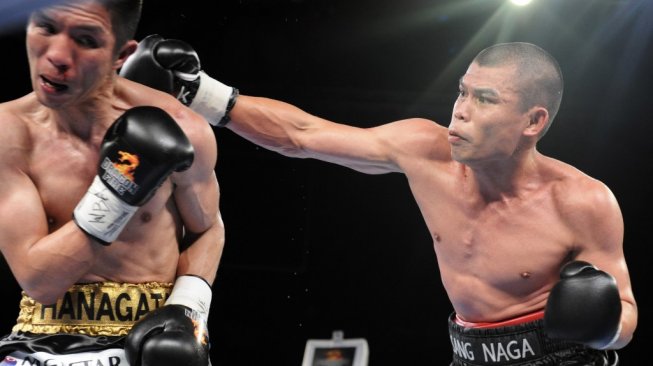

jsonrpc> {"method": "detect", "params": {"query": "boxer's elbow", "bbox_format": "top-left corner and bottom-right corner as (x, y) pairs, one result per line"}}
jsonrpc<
(22, 283), (65, 305)
(258, 132), (311, 159)
(282, 120), (332, 159)
(276, 142), (310, 159)
(18, 271), (69, 305)
(613, 301), (638, 349)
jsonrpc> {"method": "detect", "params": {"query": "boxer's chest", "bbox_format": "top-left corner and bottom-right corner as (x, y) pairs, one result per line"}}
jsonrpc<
(28, 137), (97, 228)
(412, 177), (572, 289)
(438, 205), (572, 279)
(27, 137), (173, 232)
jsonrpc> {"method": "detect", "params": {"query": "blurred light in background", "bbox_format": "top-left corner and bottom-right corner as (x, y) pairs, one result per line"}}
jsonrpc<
(0, 0), (66, 33)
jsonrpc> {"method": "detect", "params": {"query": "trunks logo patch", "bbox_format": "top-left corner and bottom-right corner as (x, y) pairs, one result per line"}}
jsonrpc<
(1, 349), (124, 366)
(450, 330), (542, 365)
(31, 287), (169, 325)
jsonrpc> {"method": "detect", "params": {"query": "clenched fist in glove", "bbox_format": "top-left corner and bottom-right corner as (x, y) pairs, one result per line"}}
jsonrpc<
(120, 34), (238, 127)
(125, 275), (213, 366)
(544, 261), (622, 349)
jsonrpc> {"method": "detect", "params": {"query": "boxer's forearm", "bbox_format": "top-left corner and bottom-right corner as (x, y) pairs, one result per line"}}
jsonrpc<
(176, 216), (224, 285)
(611, 300), (637, 349)
(18, 221), (100, 304)
(227, 95), (319, 158)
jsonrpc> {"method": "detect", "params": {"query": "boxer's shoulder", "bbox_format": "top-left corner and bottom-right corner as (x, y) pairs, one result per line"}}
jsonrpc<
(116, 76), (179, 110)
(543, 159), (622, 241)
(380, 118), (452, 167)
(545, 158), (617, 210)
(116, 85), (216, 191)
(116, 77), (213, 140)
(0, 95), (39, 153)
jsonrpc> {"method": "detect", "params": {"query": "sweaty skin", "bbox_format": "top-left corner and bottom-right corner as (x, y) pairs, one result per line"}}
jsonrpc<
(0, 3), (223, 305)
(224, 61), (636, 349)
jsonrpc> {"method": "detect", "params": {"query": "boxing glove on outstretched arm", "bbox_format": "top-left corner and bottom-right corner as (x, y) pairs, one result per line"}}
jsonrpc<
(73, 106), (194, 244)
(120, 34), (238, 127)
(125, 275), (212, 366)
(544, 260), (622, 350)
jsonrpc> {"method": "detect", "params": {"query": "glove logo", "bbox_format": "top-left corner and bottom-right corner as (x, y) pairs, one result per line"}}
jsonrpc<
(184, 308), (209, 346)
(100, 151), (141, 196)
(2, 356), (17, 365)
(114, 151), (140, 181)
(192, 318), (209, 346)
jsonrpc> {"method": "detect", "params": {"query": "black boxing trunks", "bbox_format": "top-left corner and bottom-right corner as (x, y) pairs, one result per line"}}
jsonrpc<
(448, 311), (619, 366)
(0, 282), (172, 365)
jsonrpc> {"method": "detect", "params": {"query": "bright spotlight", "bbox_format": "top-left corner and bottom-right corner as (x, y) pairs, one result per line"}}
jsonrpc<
(510, 0), (533, 6)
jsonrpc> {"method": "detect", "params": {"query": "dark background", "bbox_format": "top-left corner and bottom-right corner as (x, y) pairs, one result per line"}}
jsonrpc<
(1, 0), (652, 364)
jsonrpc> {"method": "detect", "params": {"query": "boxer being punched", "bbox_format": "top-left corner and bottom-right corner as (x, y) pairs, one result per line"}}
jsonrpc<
(122, 38), (637, 364)
(0, 2), (222, 366)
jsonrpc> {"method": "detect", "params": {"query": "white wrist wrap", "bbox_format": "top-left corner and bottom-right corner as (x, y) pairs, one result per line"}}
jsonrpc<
(166, 275), (213, 320)
(189, 71), (233, 126)
(73, 176), (139, 243)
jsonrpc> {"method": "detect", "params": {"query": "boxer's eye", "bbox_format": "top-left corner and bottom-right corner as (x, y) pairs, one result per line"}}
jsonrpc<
(36, 21), (56, 35)
(76, 35), (99, 49)
(474, 91), (498, 104)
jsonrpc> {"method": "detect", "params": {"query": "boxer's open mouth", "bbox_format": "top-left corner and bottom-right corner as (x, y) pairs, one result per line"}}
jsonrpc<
(41, 75), (68, 92)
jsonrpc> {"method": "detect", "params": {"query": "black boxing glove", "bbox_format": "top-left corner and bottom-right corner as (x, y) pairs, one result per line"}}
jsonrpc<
(125, 275), (212, 366)
(544, 261), (622, 349)
(120, 34), (238, 127)
(73, 106), (194, 244)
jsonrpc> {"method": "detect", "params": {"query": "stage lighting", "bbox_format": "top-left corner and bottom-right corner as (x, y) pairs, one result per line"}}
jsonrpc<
(510, 0), (533, 6)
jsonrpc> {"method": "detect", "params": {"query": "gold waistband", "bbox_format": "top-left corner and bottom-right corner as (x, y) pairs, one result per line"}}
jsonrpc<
(13, 282), (172, 337)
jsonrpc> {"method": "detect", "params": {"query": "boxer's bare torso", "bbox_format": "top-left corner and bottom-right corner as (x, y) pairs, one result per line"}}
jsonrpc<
(230, 89), (628, 324)
(388, 120), (617, 322)
(0, 79), (211, 287)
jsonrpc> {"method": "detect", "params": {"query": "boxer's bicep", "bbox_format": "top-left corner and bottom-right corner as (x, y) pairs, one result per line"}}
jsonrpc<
(171, 119), (223, 284)
(565, 179), (637, 344)
(570, 180), (625, 277)
(0, 163), (49, 285)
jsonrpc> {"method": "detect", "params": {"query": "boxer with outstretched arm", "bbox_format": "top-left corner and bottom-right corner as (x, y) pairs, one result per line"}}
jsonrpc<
(122, 37), (637, 365)
(0, 3), (223, 366)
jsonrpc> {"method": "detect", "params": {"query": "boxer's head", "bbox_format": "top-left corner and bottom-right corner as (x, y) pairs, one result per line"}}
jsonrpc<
(25, 0), (141, 107)
(449, 43), (563, 164)
(472, 42), (564, 138)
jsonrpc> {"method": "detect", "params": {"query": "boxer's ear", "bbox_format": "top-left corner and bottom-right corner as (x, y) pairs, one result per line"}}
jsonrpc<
(523, 107), (548, 137)
(114, 40), (138, 70)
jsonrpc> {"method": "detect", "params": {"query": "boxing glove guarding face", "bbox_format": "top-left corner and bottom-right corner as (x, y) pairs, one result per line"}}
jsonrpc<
(73, 106), (194, 244)
(99, 106), (194, 206)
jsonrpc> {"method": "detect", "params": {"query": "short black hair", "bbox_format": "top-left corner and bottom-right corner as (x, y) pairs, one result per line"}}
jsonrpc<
(99, 0), (143, 51)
